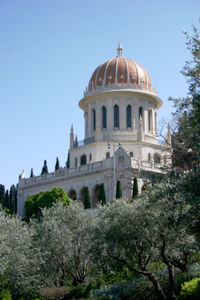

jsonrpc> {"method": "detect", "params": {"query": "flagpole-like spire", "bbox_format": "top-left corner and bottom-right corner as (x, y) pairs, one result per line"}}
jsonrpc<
(117, 42), (123, 57)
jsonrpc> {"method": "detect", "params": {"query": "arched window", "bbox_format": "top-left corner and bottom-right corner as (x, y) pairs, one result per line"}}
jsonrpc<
(102, 106), (107, 129)
(80, 154), (87, 165)
(148, 110), (152, 131)
(92, 109), (96, 131)
(154, 153), (161, 164)
(106, 152), (110, 159)
(139, 106), (143, 119)
(114, 105), (119, 128)
(126, 105), (132, 128)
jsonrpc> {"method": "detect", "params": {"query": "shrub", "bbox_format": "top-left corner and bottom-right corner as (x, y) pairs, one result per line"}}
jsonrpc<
(177, 278), (200, 300)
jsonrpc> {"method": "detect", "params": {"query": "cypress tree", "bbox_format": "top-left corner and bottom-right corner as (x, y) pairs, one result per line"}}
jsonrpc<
(66, 152), (70, 169)
(41, 160), (48, 175)
(116, 180), (122, 199)
(0, 184), (5, 205)
(30, 168), (34, 177)
(83, 187), (91, 209)
(4, 190), (10, 210)
(98, 183), (106, 205)
(55, 157), (60, 171)
(132, 177), (138, 198)
(9, 185), (17, 214)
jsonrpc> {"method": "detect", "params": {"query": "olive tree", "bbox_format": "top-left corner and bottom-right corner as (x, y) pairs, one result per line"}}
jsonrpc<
(31, 202), (99, 287)
(95, 179), (197, 300)
(0, 209), (42, 298)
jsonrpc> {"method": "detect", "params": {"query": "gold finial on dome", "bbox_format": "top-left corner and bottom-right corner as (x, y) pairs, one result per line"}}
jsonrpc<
(117, 42), (123, 57)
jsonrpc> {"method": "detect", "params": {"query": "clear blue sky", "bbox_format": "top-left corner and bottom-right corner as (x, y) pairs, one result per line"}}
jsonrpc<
(0, 0), (199, 189)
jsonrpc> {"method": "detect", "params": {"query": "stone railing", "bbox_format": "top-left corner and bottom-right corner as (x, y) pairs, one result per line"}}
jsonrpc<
(19, 155), (166, 188)
(84, 82), (157, 97)
(74, 136), (95, 148)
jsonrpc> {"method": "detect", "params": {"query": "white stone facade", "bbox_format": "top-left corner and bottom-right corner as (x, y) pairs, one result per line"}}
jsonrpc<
(17, 46), (171, 218)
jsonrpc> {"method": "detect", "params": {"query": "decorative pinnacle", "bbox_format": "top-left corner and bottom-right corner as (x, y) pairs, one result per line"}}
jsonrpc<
(117, 42), (123, 57)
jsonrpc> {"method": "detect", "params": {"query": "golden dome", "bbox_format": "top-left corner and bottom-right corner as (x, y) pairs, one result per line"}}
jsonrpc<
(88, 44), (152, 93)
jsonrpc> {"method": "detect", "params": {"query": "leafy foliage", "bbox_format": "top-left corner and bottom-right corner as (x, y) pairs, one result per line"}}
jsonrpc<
(83, 187), (91, 209)
(132, 177), (138, 198)
(98, 183), (106, 205)
(116, 180), (122, 199)
(24, 187), (71, 218)
(31, 202), (99, 287)
(177, 277), (200, 300)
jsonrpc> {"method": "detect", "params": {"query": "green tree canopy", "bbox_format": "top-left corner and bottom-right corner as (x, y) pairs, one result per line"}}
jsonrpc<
(24, 187), (71, 218)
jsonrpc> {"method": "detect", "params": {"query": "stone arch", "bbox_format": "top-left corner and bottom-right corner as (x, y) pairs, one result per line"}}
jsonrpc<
(80, 187), (87, 205)
(93, 184), (101, 208)
(68, 189), (76, 200)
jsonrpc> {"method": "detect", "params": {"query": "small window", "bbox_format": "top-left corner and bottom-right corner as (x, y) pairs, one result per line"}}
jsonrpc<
(102, 106), (107, 129)
(89, 154), (92, 161)
(126, 105), (132, 128)
(75, 157), (77, 167)
(148, 153), (151, 162)
(154, 153), (161, 164)
(92, 109), (96, 131)
(106, 152), (110, 159)
(80, 154), (87, 165)
(130, 152), (133, 157)
(114, 105), (119, 128)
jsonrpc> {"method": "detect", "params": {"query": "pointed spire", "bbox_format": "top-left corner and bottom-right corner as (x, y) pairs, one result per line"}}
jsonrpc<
(117, 42), (123, 57)
(70, 124), (74, 149)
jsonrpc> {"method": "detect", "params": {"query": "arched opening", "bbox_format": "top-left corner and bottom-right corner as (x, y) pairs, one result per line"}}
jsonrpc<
(80, 187), (91, 208)
(154, 153), (161, 164)
(114, 105), (119, 128)
(80, 154), (87, 165)
(106, 152), (110, 159)
(92, 109), (96, 131)
(126, 105), (132, 128)
(68, 189), (76, 200)
(141, 184), (149, 193)
(80, 187), (86, 205)
(148, 110), (152, 132)
(139, 106), (143, 119)
(93, 184), (101, 208)
(102, 106), (107, 129)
